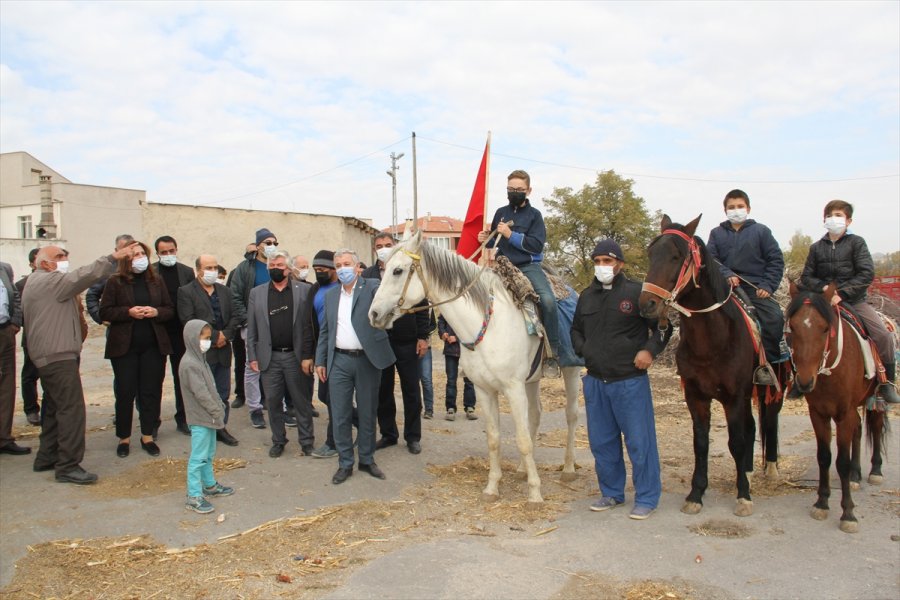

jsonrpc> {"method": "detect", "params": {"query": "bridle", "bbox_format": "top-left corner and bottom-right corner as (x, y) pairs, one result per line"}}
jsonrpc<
(786, 300), (843, 376)
(641, 229), (732, 321)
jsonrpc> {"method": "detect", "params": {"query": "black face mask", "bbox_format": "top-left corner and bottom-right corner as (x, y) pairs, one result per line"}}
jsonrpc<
(315, 271), (333, 285)
(507, 191), (527, 206)
(269, 268), (286, 283)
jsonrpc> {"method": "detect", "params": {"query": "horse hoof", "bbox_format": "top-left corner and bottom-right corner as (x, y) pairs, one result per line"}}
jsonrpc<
(734, 499), (754, 517)
(765, 461), (779, 479)
(526, 500), (544, 510)
(849, 481), (860, 491)
(560, 472), (577, 483)
(481, 493), (500, 503)
(868, 474), (884, 485)
(810, 508), (829, 521)
(681, 502), (702, 515)
(839, 520), (859, 534)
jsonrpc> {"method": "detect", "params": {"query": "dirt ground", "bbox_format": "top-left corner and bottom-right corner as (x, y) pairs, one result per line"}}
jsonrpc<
(1, 331), (898, 600)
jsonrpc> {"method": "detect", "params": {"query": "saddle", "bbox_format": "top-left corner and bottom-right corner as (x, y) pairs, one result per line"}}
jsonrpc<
(837, 305), (878, 380)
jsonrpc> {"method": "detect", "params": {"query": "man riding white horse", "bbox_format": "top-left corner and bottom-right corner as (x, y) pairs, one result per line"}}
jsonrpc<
(478, 169), (560, 378)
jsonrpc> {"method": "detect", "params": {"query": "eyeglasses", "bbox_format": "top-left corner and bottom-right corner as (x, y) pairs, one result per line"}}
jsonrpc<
(261, 240), (279, 246)
(506, 187), (528, 193)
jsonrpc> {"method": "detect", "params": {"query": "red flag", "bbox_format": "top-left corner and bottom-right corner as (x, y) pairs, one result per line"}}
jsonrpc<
(456, 134), (490, 260)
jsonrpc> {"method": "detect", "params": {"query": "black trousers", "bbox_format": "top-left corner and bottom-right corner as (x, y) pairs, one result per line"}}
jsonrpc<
(163, 328), (187, 425)
(111, 347), (166, 439)
(748, 292), (786, 362)
(20, 346), (41, 415)
(35, 359), (86, 475)
(232, 335), (246, 399)
(377, 339), (422, 443)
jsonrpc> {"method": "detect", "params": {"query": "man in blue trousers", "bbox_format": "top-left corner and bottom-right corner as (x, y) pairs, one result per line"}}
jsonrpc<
(571, 239), (671, 520)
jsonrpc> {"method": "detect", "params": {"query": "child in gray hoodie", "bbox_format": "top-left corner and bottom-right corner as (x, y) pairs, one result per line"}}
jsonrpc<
(180, 319), (234, 513)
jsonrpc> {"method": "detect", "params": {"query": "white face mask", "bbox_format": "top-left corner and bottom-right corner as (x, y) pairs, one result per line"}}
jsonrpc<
(376, 247), (393, 263)
(131, 256), (149, 273)
(199, 339), (212, 353)
(594, 265), (615, 285)
(159, 254), (178, 267)
(55, 260), (70, 274)
(216, 278), (227, 286)
(726, 208), (748, 224)
(824, 216), (847, 235)
(263, 244), (278, 259)
(295, 268), (310, 280)
(201, 270), (218, 285)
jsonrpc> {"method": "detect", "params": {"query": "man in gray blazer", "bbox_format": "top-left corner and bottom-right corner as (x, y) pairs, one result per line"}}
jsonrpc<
(315, 248), (396, 485)
(177, 254), (240, 446)
(247, 250), (315, 458)
(0, 261), (27, 455)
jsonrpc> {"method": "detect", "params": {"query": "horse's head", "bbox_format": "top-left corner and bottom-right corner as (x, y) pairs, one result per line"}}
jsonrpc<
(638, 213), (702, 320)
(785, 281), (838, 393)
(369, 231), (426, 330)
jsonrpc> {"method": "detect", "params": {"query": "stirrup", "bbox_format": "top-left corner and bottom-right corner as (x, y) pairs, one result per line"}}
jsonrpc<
(878, 382), (900, 404)
(542, 357), (561, 379)
(753, 363), (777, 387)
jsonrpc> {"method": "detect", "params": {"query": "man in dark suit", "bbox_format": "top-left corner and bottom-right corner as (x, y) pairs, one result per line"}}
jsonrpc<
(247, 250), (315, 458)
(0, 260), (27, 455)
(151, 235), (196, 435)
(316, 248), (396, 484)
(177, 254), (240, 446)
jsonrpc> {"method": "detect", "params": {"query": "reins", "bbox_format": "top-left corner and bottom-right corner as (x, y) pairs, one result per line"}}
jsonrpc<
(786, 301), (844, 376)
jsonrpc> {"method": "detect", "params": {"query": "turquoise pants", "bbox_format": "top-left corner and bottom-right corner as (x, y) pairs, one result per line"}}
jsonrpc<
(187, 425), (217, 497)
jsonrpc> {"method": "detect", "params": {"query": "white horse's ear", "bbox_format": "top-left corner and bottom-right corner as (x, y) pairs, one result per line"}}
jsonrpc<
(401, 225), (413, 242)
(408, 228), (423, 249)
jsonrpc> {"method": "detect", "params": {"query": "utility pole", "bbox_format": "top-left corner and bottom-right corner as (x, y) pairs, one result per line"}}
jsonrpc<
(386, 152), (404, 237)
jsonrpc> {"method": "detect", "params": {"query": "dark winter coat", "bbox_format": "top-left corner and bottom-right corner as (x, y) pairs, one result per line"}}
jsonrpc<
(800, 233), (874, 305)
(707, 219), (784, 294)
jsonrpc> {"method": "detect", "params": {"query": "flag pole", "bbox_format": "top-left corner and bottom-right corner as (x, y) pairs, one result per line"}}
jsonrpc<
(483, 131), (491, 231)
(412, 131), (418, 232)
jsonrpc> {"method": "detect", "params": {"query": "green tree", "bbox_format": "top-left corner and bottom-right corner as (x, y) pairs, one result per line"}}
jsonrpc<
(874, 250), (900, 276)
(783, 230), (813, 278)
(544, 170), (655, 290)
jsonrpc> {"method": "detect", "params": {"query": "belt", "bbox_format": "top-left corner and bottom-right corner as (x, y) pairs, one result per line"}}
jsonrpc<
(272, 347), (294, 353)
(335, 348), (364, 357)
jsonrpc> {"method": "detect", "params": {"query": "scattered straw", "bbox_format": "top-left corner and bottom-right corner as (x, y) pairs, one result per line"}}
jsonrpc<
(687, 518), (752, 539)
(88, 457), (248, 499)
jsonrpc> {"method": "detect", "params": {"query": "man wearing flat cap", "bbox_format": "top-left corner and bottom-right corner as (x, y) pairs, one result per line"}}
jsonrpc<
(230, 228), (280, 430)
(571, 239), (671, 520)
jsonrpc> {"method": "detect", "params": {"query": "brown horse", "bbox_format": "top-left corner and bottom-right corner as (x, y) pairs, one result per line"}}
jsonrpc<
(639, 215), (785, 517)
(785, 282), (885, 533)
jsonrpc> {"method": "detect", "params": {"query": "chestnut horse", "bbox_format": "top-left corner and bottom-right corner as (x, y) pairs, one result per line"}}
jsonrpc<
(638, 215), (784, 517)
(785, 282), (885, 533)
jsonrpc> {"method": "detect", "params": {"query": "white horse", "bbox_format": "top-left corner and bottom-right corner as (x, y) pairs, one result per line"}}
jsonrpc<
(368, 231), (581, 505)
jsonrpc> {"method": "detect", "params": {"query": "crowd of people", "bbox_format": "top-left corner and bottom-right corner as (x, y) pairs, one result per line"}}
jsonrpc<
(0, 170), (895, 518)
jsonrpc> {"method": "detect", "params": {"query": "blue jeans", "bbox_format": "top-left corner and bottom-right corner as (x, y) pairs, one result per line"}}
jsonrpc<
(583, 373), (661, 509)
(418, 347), (434, 412)
(518, 263), (559, 356)
(187, 425), (217, 497)
(444, 355), (476, 410)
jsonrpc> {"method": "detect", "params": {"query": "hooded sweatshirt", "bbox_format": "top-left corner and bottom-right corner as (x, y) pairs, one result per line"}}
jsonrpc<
(179, 319), (225, 429)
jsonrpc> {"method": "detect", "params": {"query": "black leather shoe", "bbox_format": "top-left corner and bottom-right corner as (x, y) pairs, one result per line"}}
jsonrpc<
(332, 466), (353, 484)
(374, 437), (398, 450)
(176, 422), (191, 436)
(301, 444), (315, 456)
(269, 443), (285, 458)
(33, 462), (55, 472)
(407, 441), (422, 455)
(0, 442), (32, 455)
(140, 440), (161, 457)
(217, 429), (239, 446)
(359, 463), (386, 479)
(231, 396), (245, 409)
(116, 443), (130, 458)
(55, 467), (98, 485)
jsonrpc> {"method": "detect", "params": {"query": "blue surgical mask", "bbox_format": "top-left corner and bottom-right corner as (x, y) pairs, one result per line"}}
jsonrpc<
(337, 266), (357, 285)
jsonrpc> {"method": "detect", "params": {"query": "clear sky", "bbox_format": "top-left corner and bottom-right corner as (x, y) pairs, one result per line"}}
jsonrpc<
(2, 1), (898, 253)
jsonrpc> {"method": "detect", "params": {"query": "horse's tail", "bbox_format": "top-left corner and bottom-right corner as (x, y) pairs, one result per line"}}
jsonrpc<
(756, 362), (788, 467)
(864, 405), (889, 463)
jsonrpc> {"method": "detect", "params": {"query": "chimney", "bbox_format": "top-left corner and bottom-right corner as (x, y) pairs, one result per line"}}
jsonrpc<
(37, 175), (58, 238)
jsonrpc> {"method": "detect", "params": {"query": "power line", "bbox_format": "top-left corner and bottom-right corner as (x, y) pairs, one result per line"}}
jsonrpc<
(416, 135), (900, 184)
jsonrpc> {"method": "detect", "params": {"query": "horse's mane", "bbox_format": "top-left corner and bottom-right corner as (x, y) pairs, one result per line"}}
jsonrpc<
(786, 290), (835, 327)
(663, 221), (740, 320)
(417, 239), (497, 313)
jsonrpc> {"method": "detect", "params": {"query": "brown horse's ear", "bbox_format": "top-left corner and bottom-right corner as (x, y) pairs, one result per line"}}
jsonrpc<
(684, 214), (703, 238)
(823, 282), (836, 302)
(660, 214), (672, 232)
(789, 280), (800, 298)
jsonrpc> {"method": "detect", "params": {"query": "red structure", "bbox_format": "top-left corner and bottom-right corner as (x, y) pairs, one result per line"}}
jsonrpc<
(872, 276), (900, 301)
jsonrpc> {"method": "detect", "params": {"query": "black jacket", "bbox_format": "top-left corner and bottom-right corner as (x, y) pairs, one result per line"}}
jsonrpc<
(571, 273), (671, 382)
(800, 233), (874, 305)
(361, 263), (429, 344)
(438, 315), (461, 357)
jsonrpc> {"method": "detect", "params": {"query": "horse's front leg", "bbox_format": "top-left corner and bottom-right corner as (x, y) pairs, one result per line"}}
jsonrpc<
(561, 367), (581, 482)
(835, 411), (860, 533)
(506, 382), (543, 505)
(808, 407), (832, 521)
(683, 387), (711, 515)
(759, 379), (784, 478)
(477, 386), (502, 501)
(867, 409), (885, 485)
(725, 396), (754, 517)
(849, 409), (863, 491)
(517, 380), (542, 478)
